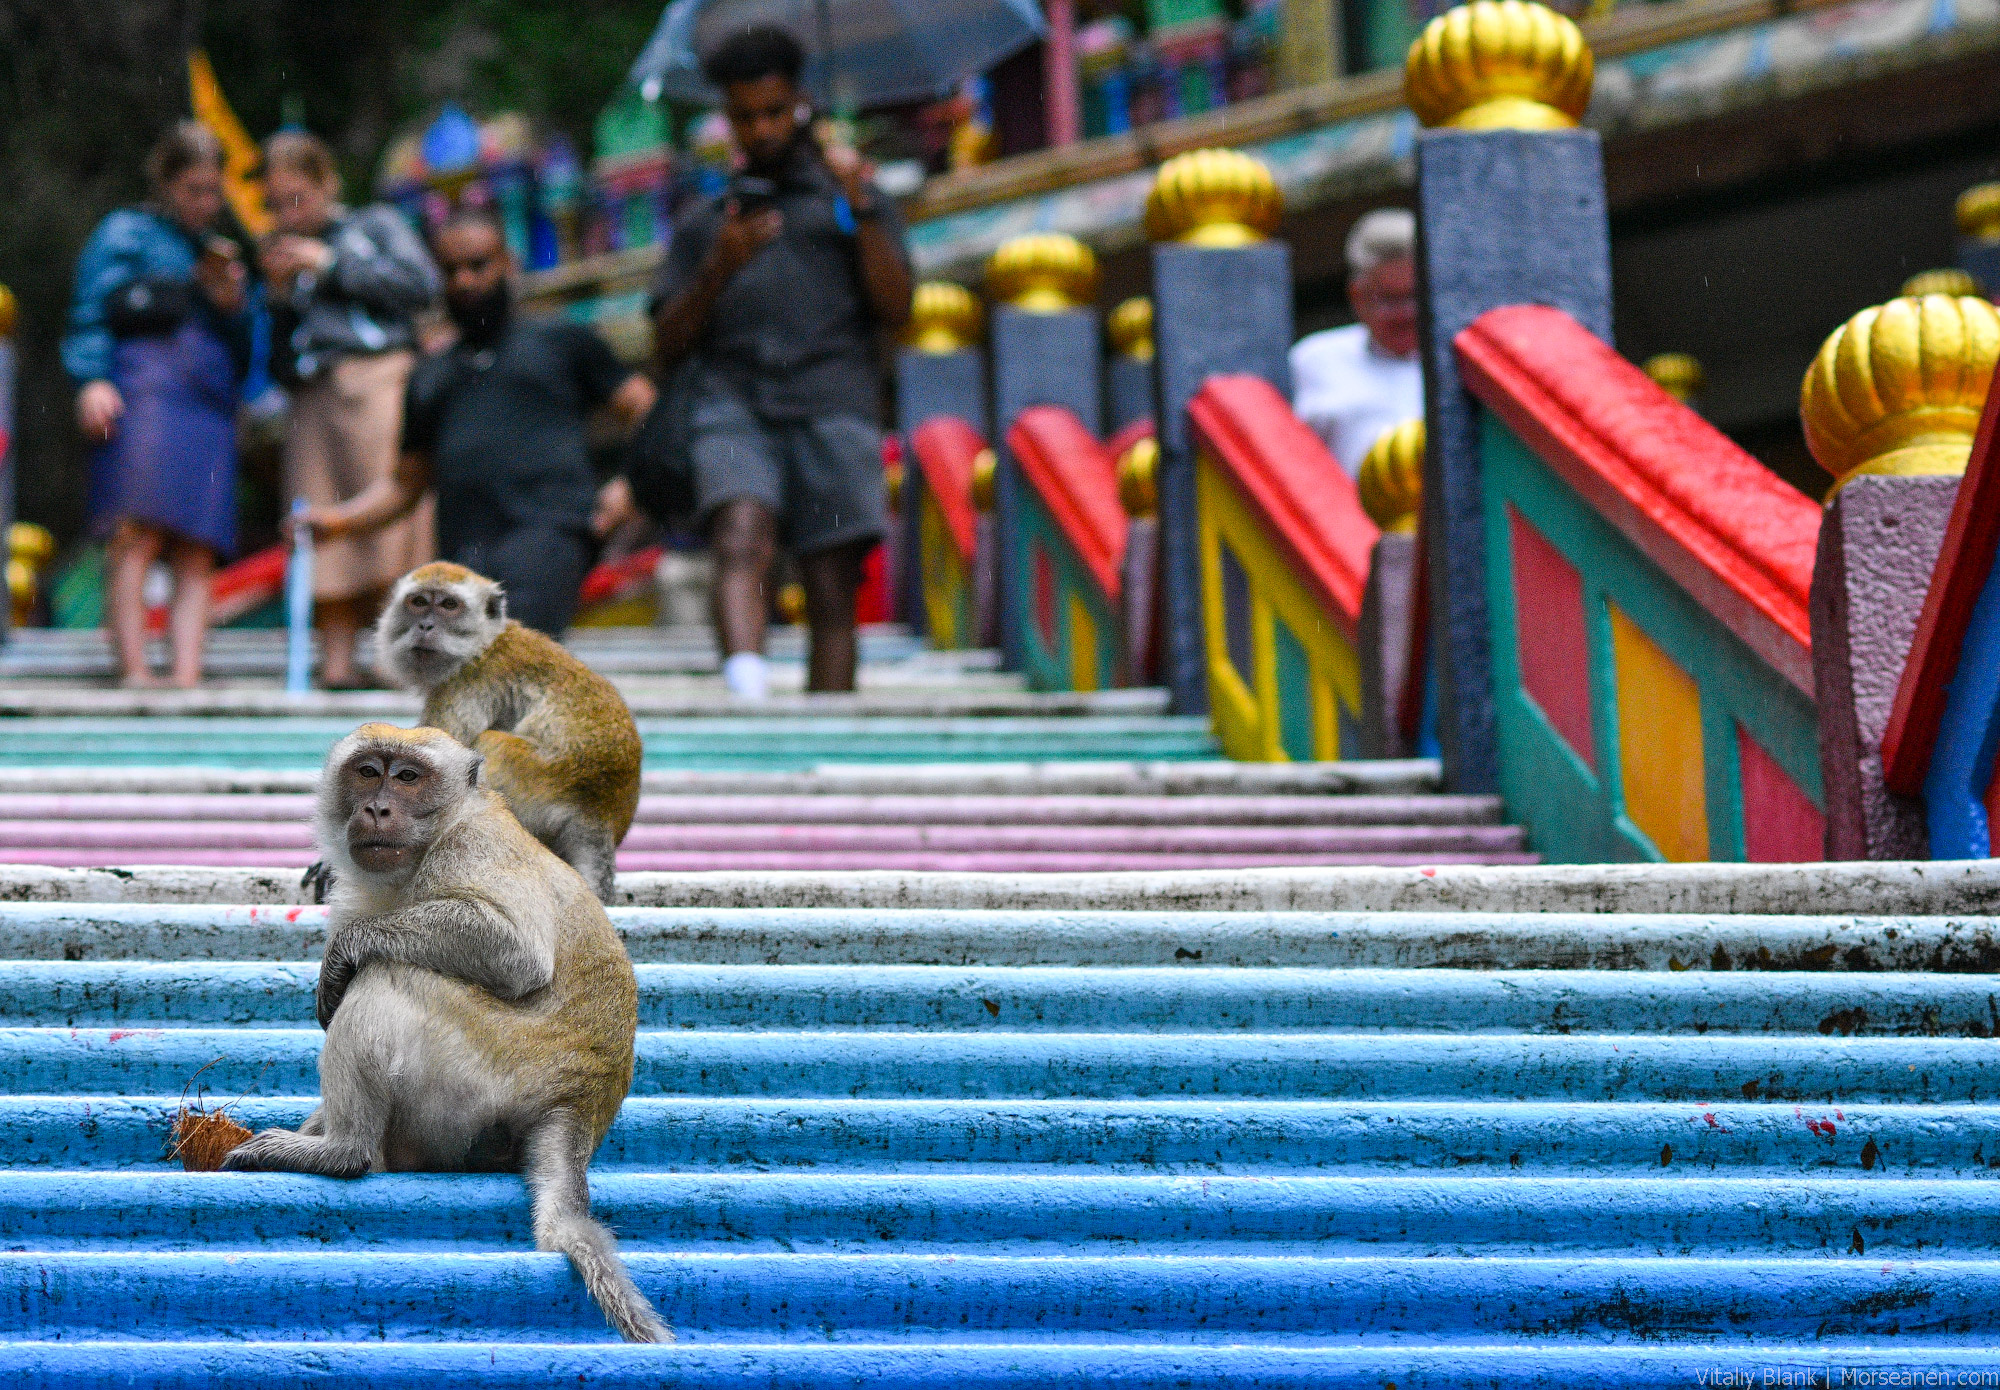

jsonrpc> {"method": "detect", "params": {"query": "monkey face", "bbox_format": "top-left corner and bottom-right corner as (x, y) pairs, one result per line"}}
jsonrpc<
(339, 748), (454, 874)
(386, 576), (504, 683)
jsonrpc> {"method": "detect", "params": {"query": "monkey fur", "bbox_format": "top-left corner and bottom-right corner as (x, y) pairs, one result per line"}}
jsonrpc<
(223, 724), (672, 1344)
(374, 562), (642, 902)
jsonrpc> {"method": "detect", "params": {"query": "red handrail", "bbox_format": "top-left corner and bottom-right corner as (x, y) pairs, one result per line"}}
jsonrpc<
(1007, 405), (1127, 602)
(1456, 304), (1819, 694)
(908, 416), (985, 561)
(1185, 373), (1377, 638)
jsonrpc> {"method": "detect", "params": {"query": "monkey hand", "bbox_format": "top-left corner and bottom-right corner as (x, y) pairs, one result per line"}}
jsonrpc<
(316, 944), (358, 1030)
(301, 860), (336, 905)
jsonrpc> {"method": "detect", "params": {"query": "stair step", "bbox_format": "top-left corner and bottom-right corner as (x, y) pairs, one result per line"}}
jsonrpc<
(6, 962), (1988, 1034)
(0, 759), (1446, 796)
(0, 792), (1501, 826)
(0, 1096), (1981, 1173)
(4, 1171), (1989, 1254)
(4, 1342), (1993, 1390)
(1, 904), (1988, 970)
(7, 1250), (1998, 1342)
(3, 1026), (1992, 1102)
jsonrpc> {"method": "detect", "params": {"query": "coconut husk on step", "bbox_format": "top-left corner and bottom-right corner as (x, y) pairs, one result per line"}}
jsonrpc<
(167, 1057), (256, 1172)
(170, 1106), (251, 1171)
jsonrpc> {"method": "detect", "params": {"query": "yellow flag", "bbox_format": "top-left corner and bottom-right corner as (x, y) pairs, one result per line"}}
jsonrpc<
(188, 50), (270, 237)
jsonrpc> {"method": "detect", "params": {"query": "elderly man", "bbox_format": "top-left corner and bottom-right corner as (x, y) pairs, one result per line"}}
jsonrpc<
(1290, 208), (1423, 478)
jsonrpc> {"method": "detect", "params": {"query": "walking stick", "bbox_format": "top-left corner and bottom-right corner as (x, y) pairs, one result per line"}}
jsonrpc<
(285, 499), (313, 696)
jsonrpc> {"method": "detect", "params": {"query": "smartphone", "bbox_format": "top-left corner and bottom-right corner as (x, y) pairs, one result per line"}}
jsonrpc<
(730, 176), (781, 215)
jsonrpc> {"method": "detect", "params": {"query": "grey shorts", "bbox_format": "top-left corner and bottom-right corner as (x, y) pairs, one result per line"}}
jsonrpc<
(689, 391), (888, 555)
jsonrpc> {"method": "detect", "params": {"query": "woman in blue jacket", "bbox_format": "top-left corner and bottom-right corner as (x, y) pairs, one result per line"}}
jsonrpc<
(62, 121), (249, 688)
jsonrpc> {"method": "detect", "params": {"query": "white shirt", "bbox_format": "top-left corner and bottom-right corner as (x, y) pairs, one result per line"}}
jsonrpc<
(1289, 323), (1425, 478)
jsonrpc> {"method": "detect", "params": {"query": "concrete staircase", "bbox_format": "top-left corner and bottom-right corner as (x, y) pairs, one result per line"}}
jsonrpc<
(0, 879), (1996, 1384)
(1, 625), (1992, 1380)
(0, 625), (1532, 873)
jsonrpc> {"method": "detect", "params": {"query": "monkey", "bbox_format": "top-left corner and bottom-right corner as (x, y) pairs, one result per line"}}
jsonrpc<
(372, 562), (643, 902)
(223, 724), (671, 1343)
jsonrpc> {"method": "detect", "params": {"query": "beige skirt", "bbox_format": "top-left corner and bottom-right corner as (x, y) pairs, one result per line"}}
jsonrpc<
(284, 349), (435, 602)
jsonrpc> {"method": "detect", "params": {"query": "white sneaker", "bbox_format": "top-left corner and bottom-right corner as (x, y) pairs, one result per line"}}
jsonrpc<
(722, 651), (770, 701)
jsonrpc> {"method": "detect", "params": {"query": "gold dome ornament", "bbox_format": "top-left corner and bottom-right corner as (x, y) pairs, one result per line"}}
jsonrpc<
(904, 282), (984, 354)
(1901, 268), (1983, 300)
(1144, 149), (1283, 247)
(971, 447), (999, 512)
(1118, 435), (1160, 518)
(1108, 297), (1155, 361)
(1405, 0), (1594, 131)
(7, 522), (54, 627)
(985, 235), (1099, 313)
(1359, 418), (1425, 533)
(1801, 295), (2000, 491)
(1642, 353), (1705, 403)
(1957, 183), (2000, 243)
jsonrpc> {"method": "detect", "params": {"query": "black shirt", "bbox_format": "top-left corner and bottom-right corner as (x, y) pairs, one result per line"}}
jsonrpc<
(402, 317), (629, 553)
(652, 140), (909, 422)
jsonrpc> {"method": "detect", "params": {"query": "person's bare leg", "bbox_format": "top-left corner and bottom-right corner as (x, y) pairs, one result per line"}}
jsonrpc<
(800, 538), (870, 694)
(318, 596), (369, 688)
(105, 521), (166, 688)
(163, 540), (216, 689)
(709, 499), (777, 658)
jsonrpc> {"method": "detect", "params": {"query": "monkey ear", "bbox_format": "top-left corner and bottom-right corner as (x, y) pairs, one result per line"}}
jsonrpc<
(467, 752), (485, 788)
(487, 591), (505, 622)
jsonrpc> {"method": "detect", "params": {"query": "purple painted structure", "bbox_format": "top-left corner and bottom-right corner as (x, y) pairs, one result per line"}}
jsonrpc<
(1809, 477), (1957, 859)
(1880, 360), (2000, 858)
(0, 788), (1537, 872)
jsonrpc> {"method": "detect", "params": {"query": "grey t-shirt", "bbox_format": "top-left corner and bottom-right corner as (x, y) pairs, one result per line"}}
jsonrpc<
(652, 142), (909, 423)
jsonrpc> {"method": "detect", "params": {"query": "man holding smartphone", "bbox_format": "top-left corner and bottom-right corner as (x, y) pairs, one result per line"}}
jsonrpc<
(646, 24), (913, 698)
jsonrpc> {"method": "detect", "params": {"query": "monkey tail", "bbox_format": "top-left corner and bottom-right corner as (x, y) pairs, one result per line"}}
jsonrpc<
(523, 1111), (675, 1344)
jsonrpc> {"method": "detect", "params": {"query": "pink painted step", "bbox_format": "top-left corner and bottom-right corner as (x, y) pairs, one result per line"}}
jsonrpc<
(0, 819), (1526, 855)
(0, 792), (1501, 827)
(0, 848), (1540, 870)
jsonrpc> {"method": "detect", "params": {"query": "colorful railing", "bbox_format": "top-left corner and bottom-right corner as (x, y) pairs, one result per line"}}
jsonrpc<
(1005, 406), (1127, 692)
(1185, 374), (1378, 761)
(907, 417), (988, 651)
(1456, 303), (1825, 864)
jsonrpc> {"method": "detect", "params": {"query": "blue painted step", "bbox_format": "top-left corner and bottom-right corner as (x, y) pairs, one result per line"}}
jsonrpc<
(4, 960), (1993, 1034)
(0, 903), (1993, 1384)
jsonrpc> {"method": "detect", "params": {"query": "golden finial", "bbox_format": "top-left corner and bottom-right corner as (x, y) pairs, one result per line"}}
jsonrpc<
(985, 234), (1099, 313)
(971, 447), (998, 512)
(1118, 435), (1159, 518)
(1801, 295), (2000, 491)
(1901, 268), (1983, 300)
(1642, 353), (1705, 403)
(1144, 149), (1283, 247)
(1405, 0), (1594, 131)
(0, 284), (14, 339)
(1108, 297), (1155, 361)
(776, 582), (808, 626)
(904, 281), (984, 354)
(1957, 183), (2000, 243)
(7, 522), (54, 627)
(1359, 418), (1424, 533)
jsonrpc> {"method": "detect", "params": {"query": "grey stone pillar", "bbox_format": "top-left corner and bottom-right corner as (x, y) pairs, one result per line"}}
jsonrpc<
(1415, 127), (1612, 793)
(1152, 241), (1293, 716)
(1809, 476), (1958, 859)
